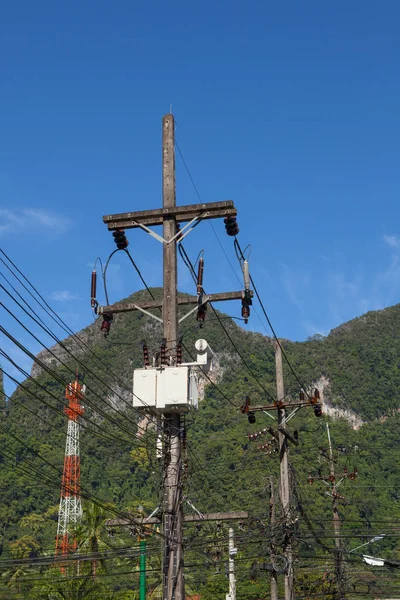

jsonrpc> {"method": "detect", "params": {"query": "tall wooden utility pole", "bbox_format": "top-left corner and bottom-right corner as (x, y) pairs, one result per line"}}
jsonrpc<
(269, 476), (278, 600)
(326, 424), (346, 600)
(161, 114), (184, 600)
(275, 341), (294, 600)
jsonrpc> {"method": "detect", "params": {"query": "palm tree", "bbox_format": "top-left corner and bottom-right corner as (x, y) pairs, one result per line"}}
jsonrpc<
(74, 502), (112, 578)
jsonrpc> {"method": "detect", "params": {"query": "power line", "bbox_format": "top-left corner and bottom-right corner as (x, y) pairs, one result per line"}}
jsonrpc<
(178, 243), (276, 402)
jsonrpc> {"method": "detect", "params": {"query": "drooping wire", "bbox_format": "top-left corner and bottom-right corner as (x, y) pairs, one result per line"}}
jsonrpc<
(178, 244), (275, 402)
(234, 238), (312, 399)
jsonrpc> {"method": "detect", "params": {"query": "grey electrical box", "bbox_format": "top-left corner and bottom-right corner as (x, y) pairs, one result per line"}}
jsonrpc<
(133, 366), (198, 413)
(133, 368), (157, 409)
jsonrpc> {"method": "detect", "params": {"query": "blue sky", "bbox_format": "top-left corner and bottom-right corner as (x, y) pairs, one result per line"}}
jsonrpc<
(1, 1), (400, 393)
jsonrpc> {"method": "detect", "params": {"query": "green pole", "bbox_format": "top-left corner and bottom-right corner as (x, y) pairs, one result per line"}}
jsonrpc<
(139, 539), (146, 600)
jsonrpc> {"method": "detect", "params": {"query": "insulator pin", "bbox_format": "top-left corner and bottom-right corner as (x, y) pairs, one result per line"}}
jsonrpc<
(176, 341), (182, 365)
(196, 303), (207, 325)
(176, 223), (183, 242)
(241, 300), (250, 324)
(197, 258), (204, 295)
(101, 313), (113, 337)
(224, 216), (239, 236)
(241, 289), (252, 325)
(248, 411), (256, 424)
(90, 270), (97, 308)
(160, 339), (167, 366)
(112, 229), (129, 250)
(314, 404), (322, 417)
(141, 341), (150, 368)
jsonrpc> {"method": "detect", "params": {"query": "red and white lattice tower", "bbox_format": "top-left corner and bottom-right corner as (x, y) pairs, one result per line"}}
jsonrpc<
(55, 374), (85, 559)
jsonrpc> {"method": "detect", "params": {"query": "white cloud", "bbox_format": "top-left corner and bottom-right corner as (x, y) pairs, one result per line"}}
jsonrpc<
(0, 208), (70, 237)
(383, 234), (400, 249)
(50, 290), (80, 302)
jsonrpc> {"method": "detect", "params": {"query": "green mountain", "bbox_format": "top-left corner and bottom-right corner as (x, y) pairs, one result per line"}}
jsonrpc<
(1, 290), (399, 599)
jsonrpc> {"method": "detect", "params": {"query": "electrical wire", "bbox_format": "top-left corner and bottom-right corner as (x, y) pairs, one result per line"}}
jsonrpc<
(234, 237), (313, 399)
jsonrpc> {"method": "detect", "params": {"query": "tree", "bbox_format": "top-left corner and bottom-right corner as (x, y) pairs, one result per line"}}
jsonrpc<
(75, 502), (112, 578)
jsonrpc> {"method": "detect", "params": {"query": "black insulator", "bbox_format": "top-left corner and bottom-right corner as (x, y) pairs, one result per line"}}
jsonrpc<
(141, 341), (150, 368)
(314, 404), (322, 417)
(197, 258), (204, 295)
(101, 313), (113, 336)
(160, 339), (167, 366)
(293, 430), (299, 442)
(248, 411), (256, 424)
(299, 390), (305, 402)
(176, 222), (183, 242)
(314, 388), (320, 400)
(241, 300), (250, 324)
(112, 229), (129, 250)
(90, 270), (97, 308)
(224, 216), (239, 237)
(349, 467), (358, 480)
(176, 341), (182, 365)
(240, 396), (251, 414)
(196, 304), (207, 324)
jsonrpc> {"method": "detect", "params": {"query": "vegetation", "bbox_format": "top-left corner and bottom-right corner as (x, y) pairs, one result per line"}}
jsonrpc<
(0, 289), (399, 598)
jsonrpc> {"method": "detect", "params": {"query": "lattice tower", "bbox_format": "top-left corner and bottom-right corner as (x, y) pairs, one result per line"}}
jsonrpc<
(55, 375), (85, 559)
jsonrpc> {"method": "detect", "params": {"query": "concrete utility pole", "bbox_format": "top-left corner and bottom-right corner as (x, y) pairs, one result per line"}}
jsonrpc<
(326, 423), (346, 600)
(226, 527), (237, 600)
(269, 476), (278, 600)
(101, 114), (252, 600)
(275, 341), (294, 600)
(161, 114), (184, 600)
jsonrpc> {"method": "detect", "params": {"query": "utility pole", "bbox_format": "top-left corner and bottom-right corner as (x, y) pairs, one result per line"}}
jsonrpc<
(275, 341), (294, 600)
(269, 476), (278, 600)
(242, 348), (322, 599)
(326, 423), (346, 600)
(100, 114), (251, 600)
(226, 527), (237, 600)
(307, 425), (358, 600)
(161, 114), (184, 600)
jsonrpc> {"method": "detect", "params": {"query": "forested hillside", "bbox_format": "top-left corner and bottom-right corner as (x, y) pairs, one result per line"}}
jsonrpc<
(1, 289), (399, 599)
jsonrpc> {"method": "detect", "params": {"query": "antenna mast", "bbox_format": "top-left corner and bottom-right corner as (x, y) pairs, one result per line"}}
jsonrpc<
(55, 373), (85, 564)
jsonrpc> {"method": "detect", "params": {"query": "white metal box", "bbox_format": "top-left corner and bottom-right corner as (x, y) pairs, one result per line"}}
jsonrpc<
(133, 366), (198, 413)
(133, 368), (157, 409)
(157, 366), (189, 410)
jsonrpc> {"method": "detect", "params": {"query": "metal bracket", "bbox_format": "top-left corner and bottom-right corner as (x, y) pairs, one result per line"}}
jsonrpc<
(262, 410), (277, 421)
(277, 426), (299, 446)
(286, 406), (301, 423)
(145, 506), (161, 523)
(132, 304), (163, 323)
(136, 214), (204, 246)
(183, 497), (205, 520)
(172, 214), (204, 243)
(135, 221), (166, 244)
